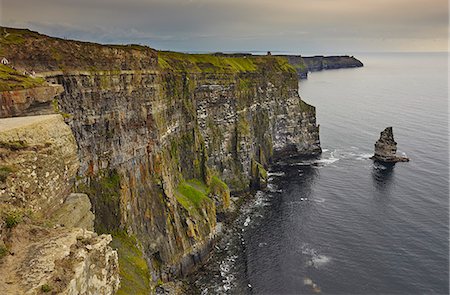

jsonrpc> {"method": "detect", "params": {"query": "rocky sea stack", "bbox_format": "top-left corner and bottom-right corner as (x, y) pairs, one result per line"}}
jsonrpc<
(372, 127), (409, 163)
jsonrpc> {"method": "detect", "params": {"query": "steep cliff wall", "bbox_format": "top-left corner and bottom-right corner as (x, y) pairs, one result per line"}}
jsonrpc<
(302, 55), (364, 72)
(1, 27), (321, 292)
(276, 55), (363, 79)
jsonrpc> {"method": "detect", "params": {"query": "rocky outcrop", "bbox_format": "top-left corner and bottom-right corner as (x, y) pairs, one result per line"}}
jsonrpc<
(1, 26), (321, 292)
(0, 225), (119, 295)
(0, 114), (119, 294)
(371, 127), (409, 163)
(0, 85), (64, 117)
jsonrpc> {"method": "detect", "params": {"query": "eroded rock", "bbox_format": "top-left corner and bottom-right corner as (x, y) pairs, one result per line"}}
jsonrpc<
(372, 127), (409, 163)
(0, 225), (119, 295)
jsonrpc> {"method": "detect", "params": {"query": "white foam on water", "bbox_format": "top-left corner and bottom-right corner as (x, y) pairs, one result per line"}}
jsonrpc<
(243, 216), (251, 227)
(311, 254), (331, 267)
(356, 153), (373, 160)
(301, 243), (331, 269)
(267, 183), (283, 193)
(268, 171), (285, 177)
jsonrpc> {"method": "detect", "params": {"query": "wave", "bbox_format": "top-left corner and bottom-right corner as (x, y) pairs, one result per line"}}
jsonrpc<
(355, 153), (373, 160)
(268, 171), (286, 177)
(301, 243), (331, 269)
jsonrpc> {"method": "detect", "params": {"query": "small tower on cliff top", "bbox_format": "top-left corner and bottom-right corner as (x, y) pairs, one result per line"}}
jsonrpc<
(267, 51), (272, 56)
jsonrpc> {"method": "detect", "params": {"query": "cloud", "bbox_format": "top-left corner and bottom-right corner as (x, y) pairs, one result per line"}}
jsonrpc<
(1, 0), (448, 52)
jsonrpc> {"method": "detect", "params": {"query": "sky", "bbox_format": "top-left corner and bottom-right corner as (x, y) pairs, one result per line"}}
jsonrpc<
(1, 0), (448, 54)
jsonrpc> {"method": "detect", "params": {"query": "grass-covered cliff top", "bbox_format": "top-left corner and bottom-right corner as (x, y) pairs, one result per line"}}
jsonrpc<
(0, 27), (158, 72)
(0, 26), (296, 76)
(158, 51), (296, 74)
(0, 64), (45, 91)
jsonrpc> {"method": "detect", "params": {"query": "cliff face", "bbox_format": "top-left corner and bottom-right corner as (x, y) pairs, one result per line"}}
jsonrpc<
(302, 55), (364, 72)
(1, 27), (321, 292)
(277, 55), (363, 79)
(0, 115), (119, 294)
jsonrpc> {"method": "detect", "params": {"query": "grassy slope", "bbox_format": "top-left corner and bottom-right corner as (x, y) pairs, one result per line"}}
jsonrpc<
(0, 64), (45, 91)
(158, 51), (296, 74)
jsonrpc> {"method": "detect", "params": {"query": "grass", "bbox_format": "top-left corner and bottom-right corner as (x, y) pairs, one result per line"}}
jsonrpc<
(4, 210), (22, 228)
(176, 180), (211, 213)
(40, 284), (52, 293)
(0, 166), (14, 182)
(0, 245), (8, 259)
(0, 140), (28, 151)
(0, 30), (25, 45)
(111, 231), (152, 295)
(158, 51), (296, 74)
(175, 177), (231, 213)
(210, 176), (231, 209)
(0, 64), (45, 91)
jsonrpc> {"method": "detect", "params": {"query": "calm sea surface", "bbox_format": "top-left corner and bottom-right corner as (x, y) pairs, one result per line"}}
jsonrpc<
(191, 52), (449, 294)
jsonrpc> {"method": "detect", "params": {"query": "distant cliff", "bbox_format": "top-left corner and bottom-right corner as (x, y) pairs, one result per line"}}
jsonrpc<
(303, 55), (363, 71)
(0, 27), (321, 293)
(278, 55), (363, 79)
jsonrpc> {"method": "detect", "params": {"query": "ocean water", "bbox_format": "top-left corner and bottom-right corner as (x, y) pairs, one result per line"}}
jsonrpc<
(190, 52), (449, 294)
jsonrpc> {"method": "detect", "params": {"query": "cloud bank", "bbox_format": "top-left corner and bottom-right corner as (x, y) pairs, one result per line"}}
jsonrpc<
(1, 0), (448, 53)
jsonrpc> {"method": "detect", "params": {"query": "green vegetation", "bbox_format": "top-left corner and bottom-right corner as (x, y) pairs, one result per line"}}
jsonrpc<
(159, 51), (257, 73)
(299, 99), (315, 113)
(0, 245), (8, 259)
(0, 166), (13, 182)
(158, 51), (296, 75)
(111, 231), (152, 295)
(175, 176), (230, 213)
(0, 64), (45, 91)
(40, 284), (52, 293)
(176, 180), (211, 212)
(290, 60), (308, 72)
(0, 30), (25, 45)
(52, 99), (72, 119)
(0, 140), (28, 151)
(251, 159), (268, 188)
(4, 210), (22, 228)
(210, 176), (231, 209)
(257, 162), (268, 180)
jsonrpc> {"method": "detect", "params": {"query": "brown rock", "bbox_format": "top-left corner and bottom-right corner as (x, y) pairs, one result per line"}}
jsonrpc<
(371, 127), (409, 163)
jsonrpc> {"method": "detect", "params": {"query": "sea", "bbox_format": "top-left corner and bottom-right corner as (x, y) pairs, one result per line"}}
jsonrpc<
(189, 52), (449, 295)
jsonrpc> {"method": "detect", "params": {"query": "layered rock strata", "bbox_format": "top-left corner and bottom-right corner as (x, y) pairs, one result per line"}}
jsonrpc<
(371, 127), (409, 163)
(1, 26), (321, 292)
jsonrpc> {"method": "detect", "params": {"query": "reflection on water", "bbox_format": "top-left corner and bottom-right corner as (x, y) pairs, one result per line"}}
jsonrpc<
(372, 161), (395, 193)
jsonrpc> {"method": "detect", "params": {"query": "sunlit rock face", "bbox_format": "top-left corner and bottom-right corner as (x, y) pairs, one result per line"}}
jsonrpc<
(0, 26), (321, 291)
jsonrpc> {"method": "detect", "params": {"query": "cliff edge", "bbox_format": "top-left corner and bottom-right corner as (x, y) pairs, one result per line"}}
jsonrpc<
(1, 26), (321, 293)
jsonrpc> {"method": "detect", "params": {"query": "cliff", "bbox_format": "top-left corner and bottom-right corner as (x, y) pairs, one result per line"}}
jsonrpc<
(276, 55), (363, 79)
(0, 115), (119, 294)
(302, 55), (363, 71)
(0, 27), (321, 293)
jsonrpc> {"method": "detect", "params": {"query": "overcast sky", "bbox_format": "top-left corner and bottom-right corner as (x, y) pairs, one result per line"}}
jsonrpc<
(1, 0), (448, 53)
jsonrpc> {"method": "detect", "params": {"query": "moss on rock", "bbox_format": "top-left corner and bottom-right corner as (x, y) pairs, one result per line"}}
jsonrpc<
(111, 231), (152, 295)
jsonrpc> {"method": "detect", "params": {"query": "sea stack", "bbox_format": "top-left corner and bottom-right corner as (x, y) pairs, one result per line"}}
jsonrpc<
(371, 127), (409, 163)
